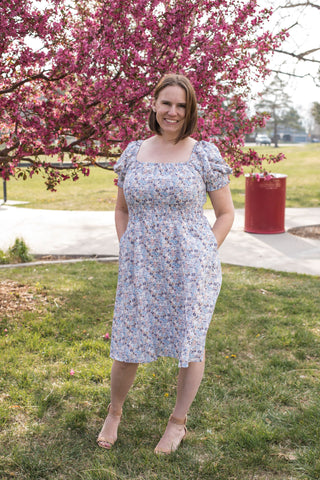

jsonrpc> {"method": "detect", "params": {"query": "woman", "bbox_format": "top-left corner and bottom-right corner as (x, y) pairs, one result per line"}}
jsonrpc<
(97, 74), (234, 454)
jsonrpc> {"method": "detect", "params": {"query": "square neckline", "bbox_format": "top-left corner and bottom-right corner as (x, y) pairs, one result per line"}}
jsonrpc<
(135, 139), (199, 165)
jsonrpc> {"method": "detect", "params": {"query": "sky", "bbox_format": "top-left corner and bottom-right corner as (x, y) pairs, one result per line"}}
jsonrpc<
(259, 0), (320, 113)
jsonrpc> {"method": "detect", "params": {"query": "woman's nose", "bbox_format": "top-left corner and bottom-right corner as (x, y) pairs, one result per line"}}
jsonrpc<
(168, 105), (177, 115)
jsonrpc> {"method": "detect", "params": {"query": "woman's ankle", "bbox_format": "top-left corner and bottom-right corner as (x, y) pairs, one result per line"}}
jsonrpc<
(108, 403), (122, 417)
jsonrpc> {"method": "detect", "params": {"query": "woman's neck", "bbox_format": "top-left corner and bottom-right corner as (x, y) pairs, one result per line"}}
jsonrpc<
(153, 134), (191, 148)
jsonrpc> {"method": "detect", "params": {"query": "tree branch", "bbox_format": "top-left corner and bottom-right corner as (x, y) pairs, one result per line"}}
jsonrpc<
(280, 1), (320, 10)
(282, 21), (299, 32)
(0, 156), (116, 171)
(274, 48), (320, 63)
(270, 68), (319, 80)
(0, 74), (44, 95)
(0, 71), (69, 95)
(297, 47), (320, 57)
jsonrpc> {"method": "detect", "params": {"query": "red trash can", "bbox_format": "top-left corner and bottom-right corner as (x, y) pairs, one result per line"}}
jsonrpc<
(244, 174), (287, 234)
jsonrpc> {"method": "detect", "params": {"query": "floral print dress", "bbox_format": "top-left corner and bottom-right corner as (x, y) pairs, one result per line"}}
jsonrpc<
(110, 140), (232, 368)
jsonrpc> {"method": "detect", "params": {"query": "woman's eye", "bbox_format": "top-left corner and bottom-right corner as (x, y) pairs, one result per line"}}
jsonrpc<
(161, 102), (186, 108)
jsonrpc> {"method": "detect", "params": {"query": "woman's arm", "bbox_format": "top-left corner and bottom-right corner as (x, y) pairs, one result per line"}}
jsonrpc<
(208, 185), (234, 248)
(115, 187), (129, 241)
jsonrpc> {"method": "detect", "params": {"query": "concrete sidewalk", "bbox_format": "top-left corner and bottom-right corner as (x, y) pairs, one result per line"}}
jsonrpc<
(0, 204), (319, 276)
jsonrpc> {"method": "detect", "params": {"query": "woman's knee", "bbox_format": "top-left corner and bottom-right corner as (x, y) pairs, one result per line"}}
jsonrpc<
(113, 360), (139, 370)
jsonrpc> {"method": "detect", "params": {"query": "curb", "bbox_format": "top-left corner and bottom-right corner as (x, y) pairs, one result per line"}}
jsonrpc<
(0, 256), (119, 269)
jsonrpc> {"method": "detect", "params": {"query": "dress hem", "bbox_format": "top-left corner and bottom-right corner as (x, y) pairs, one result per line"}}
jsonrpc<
(109, 353), (204, 368)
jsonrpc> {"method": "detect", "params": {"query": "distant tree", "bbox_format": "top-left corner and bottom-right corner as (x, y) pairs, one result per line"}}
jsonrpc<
(0, 0), (286, 189)
(256, 75), (304, 146)
(280, 106), (305, 131)
(311, 102), (320, 125)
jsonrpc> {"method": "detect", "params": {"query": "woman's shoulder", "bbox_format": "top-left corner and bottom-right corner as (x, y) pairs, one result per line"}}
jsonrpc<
(195, 140), (220, 156)
(193, 140), (232, 175)
(192, 140), (223, 167)
(124, 140), (143, 154)
(114, 140), (141, 176)
(118, 140), (142, 163)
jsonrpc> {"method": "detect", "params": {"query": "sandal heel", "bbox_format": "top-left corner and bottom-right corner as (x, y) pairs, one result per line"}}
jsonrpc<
(154, 414), (187, 454)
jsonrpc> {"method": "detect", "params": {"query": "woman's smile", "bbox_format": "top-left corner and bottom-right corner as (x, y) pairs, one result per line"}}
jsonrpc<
(165, 119), (179, 123)
(153, 85), (186, 138)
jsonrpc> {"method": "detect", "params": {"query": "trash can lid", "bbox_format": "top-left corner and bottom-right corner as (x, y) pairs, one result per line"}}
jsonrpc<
(244, 173), (287, 178)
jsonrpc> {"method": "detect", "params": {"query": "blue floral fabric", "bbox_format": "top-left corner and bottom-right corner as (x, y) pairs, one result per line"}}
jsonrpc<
(110, 140), (232, 367)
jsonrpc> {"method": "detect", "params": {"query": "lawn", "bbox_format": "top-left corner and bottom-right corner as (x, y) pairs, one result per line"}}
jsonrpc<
(228, 143), (320, 209)
(3, 144), (320, 210)
(1, 262), (320, 480)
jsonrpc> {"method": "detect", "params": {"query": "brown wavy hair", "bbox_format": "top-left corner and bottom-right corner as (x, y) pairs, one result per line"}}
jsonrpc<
(148, 74), (198, 144)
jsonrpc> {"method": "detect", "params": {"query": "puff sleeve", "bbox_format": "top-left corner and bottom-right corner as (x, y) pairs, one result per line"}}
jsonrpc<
(201, 141), (233, 192)
(113, 141), (136, 188)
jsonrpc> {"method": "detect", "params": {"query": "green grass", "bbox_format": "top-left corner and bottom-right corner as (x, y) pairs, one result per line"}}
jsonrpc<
(4, 167), (117, 211)
(3, 144), (320, 210)
(1, 262), (320, 479)
(226, 143), (320, 209)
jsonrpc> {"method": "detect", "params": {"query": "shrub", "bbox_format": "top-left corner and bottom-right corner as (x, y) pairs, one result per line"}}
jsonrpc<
(0, 249), (9, 264)
(2, 238), (34, 264)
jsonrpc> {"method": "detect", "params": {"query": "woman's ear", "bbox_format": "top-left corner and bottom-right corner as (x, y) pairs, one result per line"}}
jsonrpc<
(151, 99), (156, 112)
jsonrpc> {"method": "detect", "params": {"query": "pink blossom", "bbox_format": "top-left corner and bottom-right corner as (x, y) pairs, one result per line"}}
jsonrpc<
(70, 369), (75, 376)
(104, 332), (110, 340)
(0, 0), (286, 188)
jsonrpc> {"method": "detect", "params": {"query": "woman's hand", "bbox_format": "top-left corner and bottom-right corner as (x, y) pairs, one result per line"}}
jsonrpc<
(208, 185), (234, 248)
(115, 187), (129, 241)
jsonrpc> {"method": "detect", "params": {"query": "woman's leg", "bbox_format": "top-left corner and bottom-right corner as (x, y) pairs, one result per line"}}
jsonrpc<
(155, 356), (205, 453)
(110, 360), (139, 412)
(173, 357), (206, 419)
(97, 360), (138, 448)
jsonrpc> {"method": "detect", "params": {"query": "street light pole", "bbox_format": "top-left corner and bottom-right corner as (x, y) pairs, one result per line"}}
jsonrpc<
(3, 179), (7, 203)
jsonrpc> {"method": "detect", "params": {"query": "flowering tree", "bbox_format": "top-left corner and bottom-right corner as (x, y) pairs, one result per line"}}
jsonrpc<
(0, 0), (286, 189)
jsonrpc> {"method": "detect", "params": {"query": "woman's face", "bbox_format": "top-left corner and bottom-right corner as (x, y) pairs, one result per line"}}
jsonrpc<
(153, 85), (187, 138)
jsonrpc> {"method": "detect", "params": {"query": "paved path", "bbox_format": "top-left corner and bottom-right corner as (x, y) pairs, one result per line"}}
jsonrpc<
(0, 204), (319, 276)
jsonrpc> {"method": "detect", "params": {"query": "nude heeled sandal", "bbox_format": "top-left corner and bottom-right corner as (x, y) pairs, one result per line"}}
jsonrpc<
(154, 414), (187, 454)
(97, 403), (122, 450)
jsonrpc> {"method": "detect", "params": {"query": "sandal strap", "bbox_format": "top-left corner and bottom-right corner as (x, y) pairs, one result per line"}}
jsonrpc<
(107, 403), (122, 418)
(169, 414), (187, 426)
(97, 437), (114, 447)
(97, 405), (122, 449)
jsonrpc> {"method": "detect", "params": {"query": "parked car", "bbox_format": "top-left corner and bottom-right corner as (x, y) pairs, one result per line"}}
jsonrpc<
(255, 134), (271, 145)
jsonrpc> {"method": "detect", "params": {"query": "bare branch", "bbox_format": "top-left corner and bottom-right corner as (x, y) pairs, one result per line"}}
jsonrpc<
(274, 48), (320, 63)
(283, 21), (299, 32)
(297, 47), (320, 57)
(280, 1), (320, 10)
(270, 68), (319, 81)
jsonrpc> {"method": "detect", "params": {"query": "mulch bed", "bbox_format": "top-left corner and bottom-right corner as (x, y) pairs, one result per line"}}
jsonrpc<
(0, 280), (49, 318)
(288, 225), (320, 240)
